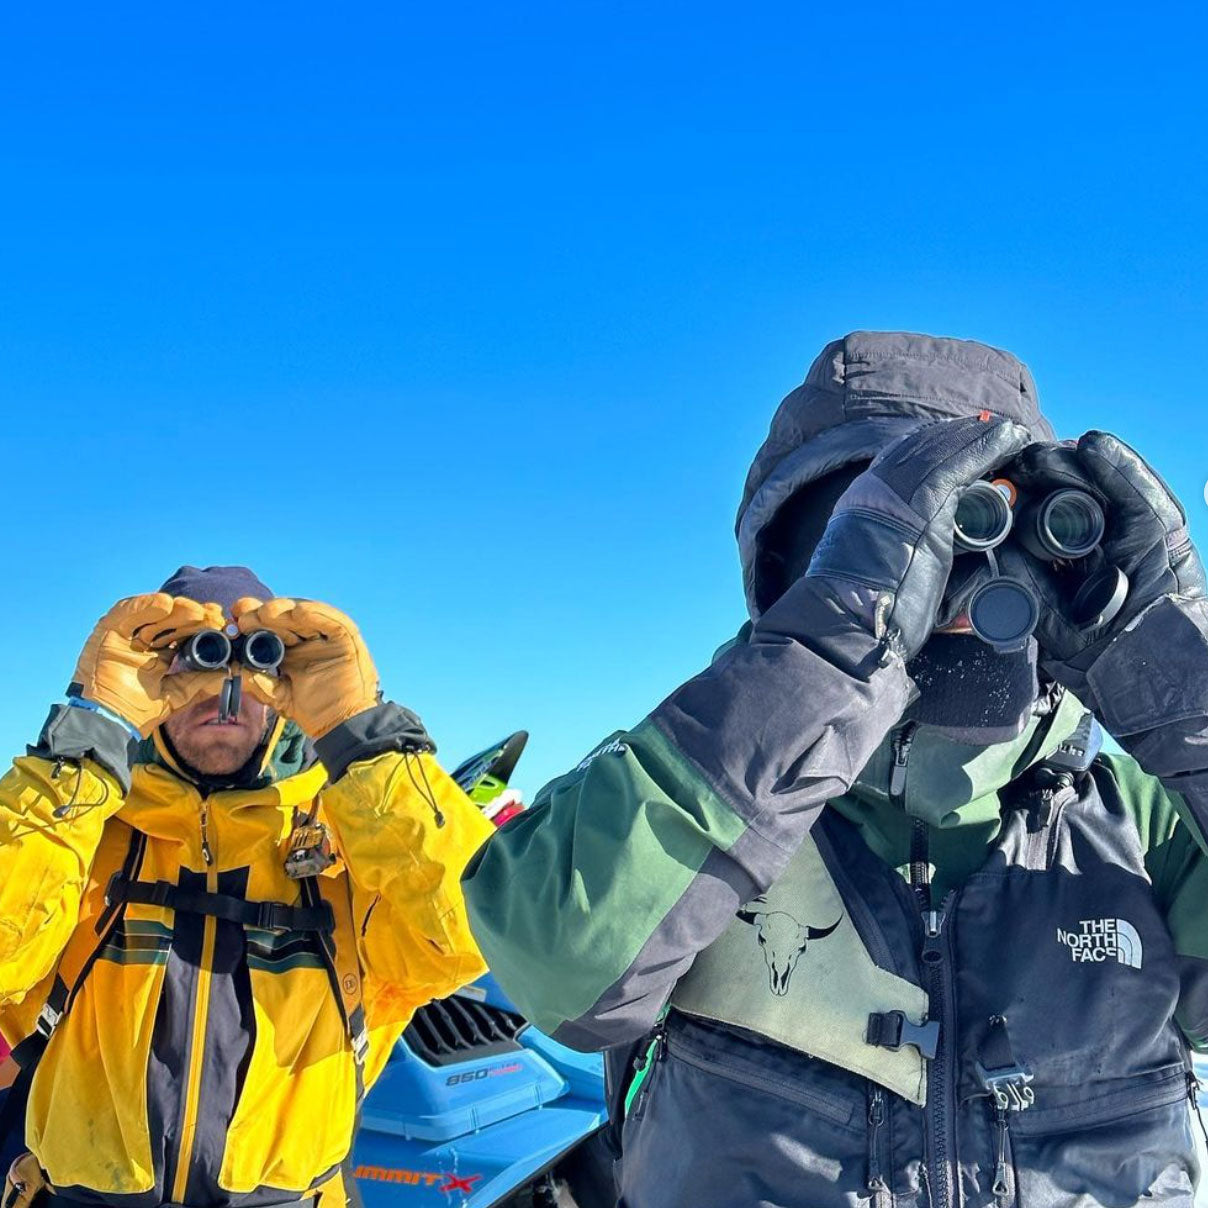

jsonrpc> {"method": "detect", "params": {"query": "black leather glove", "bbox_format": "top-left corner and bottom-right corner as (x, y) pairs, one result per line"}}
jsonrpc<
(998, 432), (1207, 710)
(781, 414), (1033, 663)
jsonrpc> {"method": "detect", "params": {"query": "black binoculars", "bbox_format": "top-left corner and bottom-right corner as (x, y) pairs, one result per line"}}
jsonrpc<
(950, 478), (1126, 653)
(954, 481), (1105, 561)
(177, 629), (286, 674)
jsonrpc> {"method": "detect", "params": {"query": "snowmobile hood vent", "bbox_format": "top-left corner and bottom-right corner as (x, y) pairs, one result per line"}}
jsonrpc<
(403, 995), (527, 1067)
(736, 331), (1056, 620)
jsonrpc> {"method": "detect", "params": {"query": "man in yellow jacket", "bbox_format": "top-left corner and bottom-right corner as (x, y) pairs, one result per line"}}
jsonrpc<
(0, 565), (494, 1208)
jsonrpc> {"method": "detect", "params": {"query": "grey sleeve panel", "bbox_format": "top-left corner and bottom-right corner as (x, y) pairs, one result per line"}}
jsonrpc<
(313, 701), (434, 782)
(554, 613), (910, 1048)
(467, 599), (910, 1050)
(28, 704), (134, 793)
(1088, 595), (1208, 844)
(652, 594), (914, 860)
(550, 843), (761, 1051)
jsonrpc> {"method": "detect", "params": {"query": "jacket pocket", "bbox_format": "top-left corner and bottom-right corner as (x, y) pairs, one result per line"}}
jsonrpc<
(618, 1013), (878, 1208)
(1006, 1065), (1196, 1207)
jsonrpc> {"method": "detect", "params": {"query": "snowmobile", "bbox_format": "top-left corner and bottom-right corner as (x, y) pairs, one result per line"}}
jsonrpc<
(350, 734), (612, 1208)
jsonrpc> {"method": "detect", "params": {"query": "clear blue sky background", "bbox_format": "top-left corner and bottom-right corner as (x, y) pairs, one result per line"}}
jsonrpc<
(2, 4), (1205, 794)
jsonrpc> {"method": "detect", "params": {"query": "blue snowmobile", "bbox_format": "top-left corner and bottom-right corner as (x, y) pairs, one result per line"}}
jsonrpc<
(351, 734), (612, 1208)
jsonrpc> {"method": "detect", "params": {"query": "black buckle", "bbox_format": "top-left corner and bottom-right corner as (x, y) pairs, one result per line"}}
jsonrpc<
(976, 1059), (1035, 1111)
(866, 1011), (940, 1061)
(256, 902), (291, 933)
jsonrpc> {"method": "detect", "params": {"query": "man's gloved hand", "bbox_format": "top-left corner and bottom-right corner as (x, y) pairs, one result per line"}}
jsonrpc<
(782, 414), (1033, 661)
(232, 598), (381, 739)
(71, 594), (229, 736)
(998, 432), (1207, 705)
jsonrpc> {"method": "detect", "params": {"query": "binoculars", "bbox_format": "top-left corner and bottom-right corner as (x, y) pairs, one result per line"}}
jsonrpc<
(954, 481), (1105, 561)
(951, 478), (1127, 653)
(177, 629), (286, 674)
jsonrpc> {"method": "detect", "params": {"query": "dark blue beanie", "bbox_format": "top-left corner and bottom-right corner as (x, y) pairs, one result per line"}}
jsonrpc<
(158, 565), (275, 616)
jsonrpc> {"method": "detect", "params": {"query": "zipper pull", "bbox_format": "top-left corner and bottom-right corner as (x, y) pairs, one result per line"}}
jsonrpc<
(889, 723), (917, 803)
(1187, 1070), (1208, 1149)
(866, 1085), (887, 1193)
(920, 903), (947, 966)
(625, 1023), (668, 1119)
(200, 804), (214, 866)
(991, 1102), (1012, 1206)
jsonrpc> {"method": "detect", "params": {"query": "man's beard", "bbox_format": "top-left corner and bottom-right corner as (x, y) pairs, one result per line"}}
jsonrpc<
(169, 718), (272, 776)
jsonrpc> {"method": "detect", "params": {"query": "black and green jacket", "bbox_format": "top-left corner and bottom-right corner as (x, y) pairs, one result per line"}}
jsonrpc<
(464, 333), (1208, 1207)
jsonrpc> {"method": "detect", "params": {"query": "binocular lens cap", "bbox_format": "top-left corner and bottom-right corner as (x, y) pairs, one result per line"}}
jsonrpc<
(968, 578), (1040, 653)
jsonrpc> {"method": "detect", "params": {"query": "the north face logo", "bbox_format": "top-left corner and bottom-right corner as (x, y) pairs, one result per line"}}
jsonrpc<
(1056, 918), (1143, 969)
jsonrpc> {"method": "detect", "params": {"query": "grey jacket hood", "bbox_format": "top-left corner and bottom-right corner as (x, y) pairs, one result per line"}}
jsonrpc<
(737, 331), (1056, 620)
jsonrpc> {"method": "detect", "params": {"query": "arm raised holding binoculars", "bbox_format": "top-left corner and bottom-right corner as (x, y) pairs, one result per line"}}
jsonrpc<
(232, 596), (496, 1016)
(0, 594), (227, 1002)
(999, 434), (1208, 848)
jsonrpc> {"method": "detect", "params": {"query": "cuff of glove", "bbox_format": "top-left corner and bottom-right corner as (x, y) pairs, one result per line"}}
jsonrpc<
(757, 576), (912, 682)
(1087, 595), (1208, 739)
(314, 701), (436, 782)
(28, 703), (136, 793)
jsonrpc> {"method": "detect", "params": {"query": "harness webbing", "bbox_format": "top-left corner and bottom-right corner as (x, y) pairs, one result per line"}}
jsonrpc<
(301, 873), (370, 1101)
(106, 878), (335, 935)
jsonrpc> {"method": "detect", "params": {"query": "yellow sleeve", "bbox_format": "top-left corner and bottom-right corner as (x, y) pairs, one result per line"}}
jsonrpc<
(0, 755), (125, 1007)
(319, 750), (495, 1026)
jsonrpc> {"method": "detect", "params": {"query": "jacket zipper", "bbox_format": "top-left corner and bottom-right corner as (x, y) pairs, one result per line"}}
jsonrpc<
(890, 722), (960, 1208)
(917, 891), (958, 1208)
(866, 1083), (889, 1204)
(169, 811), (218, 1201)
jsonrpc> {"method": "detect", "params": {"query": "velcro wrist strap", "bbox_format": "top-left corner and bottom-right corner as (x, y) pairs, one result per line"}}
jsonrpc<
(28, 703), (135, 793)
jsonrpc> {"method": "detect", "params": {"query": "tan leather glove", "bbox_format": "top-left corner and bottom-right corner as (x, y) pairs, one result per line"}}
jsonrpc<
(232, 598), (380, 739)
(70, 594), (229, 736)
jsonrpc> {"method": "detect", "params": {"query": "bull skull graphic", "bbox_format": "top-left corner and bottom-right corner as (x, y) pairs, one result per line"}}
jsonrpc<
(736, 898), (841, 996)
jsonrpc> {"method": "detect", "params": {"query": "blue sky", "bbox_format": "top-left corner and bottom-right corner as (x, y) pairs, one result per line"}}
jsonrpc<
(2, 3), (1206, 794)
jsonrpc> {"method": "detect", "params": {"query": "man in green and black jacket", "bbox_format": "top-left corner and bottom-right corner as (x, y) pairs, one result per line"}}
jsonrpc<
(465, 331), (1208, 1207)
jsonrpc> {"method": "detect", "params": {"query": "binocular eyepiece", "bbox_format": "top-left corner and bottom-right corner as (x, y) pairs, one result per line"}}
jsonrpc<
(177, 629), (286, 673)
(954, 481), (1106, 561)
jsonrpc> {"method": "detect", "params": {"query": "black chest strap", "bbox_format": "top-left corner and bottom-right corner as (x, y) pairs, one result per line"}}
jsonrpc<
(105, 876), (335, 936)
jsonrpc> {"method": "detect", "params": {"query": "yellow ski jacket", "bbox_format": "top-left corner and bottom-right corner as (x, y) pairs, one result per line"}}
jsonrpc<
(0, 704), (494, 1206)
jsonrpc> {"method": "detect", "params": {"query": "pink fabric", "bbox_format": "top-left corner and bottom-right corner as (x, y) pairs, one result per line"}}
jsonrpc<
(0, 1036), (9, 1061)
